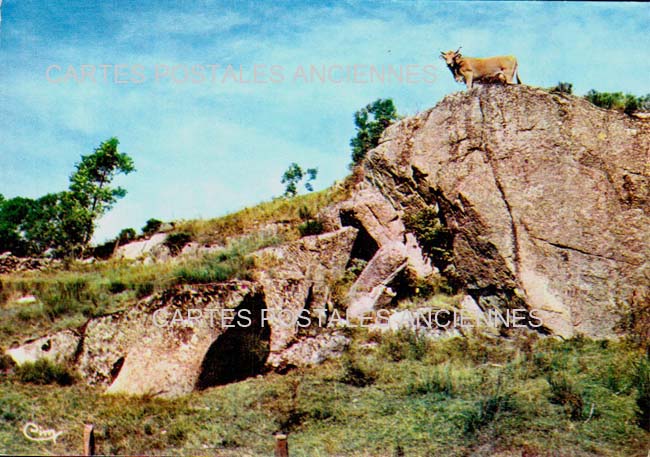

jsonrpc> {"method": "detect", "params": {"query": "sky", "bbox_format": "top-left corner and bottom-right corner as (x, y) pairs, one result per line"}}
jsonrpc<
(0, 1), (648, 242)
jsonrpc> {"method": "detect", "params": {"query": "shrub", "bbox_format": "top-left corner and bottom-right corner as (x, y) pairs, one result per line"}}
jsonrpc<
(135, 282), (155, 298)
(174, 254), (254, 284)
(584, 90), (649, 115)
(340, 354), (376, 387)
(380, 328), (429, 362)
(403, 207), (453, 270)
(297, 205), (313, 221)
(164, 232), (192, 256)
(551, 82), (573, 94)
(15, 359), (76, 386)
(615, 288), (650, 352)
(118, 228), (136, 243)
(407, 364), (455, 397)
(142, 218), (163, 235)
(298, 219), (324, 237)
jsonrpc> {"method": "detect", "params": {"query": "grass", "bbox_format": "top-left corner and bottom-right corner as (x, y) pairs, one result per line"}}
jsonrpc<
(0, 333), (648, 456)
(0, 233), (281, 347)
(173, 183), (352, 245)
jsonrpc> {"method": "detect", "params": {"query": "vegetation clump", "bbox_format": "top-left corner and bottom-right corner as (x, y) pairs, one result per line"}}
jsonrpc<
(14, 359), (76, 386)
(350, 98), (399, 165)
(584, 89), (650, 114)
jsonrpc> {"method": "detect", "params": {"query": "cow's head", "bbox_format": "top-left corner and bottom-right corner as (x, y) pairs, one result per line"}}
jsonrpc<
(440, 48), (462, 66)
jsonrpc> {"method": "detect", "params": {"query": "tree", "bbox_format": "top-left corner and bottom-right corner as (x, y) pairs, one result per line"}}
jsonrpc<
(68, 137), (135, 247)
(350, 98), (399, 166)
(0, 196), (36, 256)
(281, 163), (318, 197)
(0, 137), (135, 258)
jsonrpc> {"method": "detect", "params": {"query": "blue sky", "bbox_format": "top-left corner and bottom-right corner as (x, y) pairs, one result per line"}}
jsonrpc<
(0, 1), (648, 242)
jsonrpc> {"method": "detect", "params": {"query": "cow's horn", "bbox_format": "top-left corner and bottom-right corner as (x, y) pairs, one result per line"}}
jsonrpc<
(456, 47), (462, 53)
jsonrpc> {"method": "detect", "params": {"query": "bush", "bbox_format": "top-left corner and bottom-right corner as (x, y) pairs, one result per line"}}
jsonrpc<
(403, 206), (453, 272)
(584, 90), (649, 115)
(550, 82), (573, 94)
(380, 328), (429, 362)
(174, 254), (254, 284)
(340, 354), (376, 387)
(15, 359), (76, 386)
(615, 288), (650, 352)
(164, 232), (192, 255)
(142, 218), (163, 235)
(298, 219), (324, 237)
(118, 228), (136, 243)
(406, 364), (455, 397)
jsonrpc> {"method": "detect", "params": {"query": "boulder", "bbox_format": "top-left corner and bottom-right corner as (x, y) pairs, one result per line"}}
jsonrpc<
(114, 233), (170, 263)
(253, 227), (358, 351)
(267, 332), (350, 368)
(7, 330), (80, 366)
(365, 84), (650, 338)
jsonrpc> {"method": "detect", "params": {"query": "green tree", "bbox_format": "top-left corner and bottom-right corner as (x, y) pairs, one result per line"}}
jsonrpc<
(350, 98), (399, 165)
(281, 163), (318, 197)
(68, 137), (135, 248)
(0, 138), (135, 258)
(0, 196), (36, 256)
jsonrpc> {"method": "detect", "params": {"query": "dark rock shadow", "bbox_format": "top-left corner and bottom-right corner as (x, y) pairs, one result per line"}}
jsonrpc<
(195, 292), (270, 389)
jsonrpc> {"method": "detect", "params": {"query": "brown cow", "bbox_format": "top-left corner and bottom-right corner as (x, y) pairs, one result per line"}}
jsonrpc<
(440, 48), (522, 89)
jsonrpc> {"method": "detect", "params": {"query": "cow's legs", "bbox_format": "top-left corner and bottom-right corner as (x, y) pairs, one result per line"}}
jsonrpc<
(462, 71), (473, 89)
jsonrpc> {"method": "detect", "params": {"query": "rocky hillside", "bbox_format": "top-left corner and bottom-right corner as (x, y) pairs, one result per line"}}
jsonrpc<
(5, 84), (649, 398)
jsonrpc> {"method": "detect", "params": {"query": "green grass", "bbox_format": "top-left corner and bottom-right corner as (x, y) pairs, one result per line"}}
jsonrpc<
(0, 333), (648, 456)
(0, 233), (281, 347)
(174, 183), (352, 245)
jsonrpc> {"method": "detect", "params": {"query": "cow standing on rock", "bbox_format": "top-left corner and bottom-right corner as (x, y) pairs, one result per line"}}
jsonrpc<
(440, 48), (522, 90)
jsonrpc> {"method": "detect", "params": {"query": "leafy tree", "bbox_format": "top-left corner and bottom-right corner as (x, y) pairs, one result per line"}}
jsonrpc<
(0, 196), (36, 256)
(68, 137), (135, 247)
(350, 98), (399, 165)
(281, 163), (318, 197)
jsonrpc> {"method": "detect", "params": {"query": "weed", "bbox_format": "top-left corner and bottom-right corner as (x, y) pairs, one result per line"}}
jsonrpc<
(548, 373), (584, 420)
(340, 354), (376, 387)
(14, 359), (76, 386)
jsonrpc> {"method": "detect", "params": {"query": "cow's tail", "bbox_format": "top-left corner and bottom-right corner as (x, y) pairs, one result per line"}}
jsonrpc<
(515, 62), (522, 84)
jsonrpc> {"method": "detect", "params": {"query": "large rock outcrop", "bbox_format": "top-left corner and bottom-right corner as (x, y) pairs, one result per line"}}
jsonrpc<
(6, 227), (358, 397)
(364, 84), (650, 337)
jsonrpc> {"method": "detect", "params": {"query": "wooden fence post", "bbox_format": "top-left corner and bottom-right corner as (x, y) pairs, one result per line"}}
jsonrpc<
(274, 433), (288, 457)
(83, 424), (95, 456)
